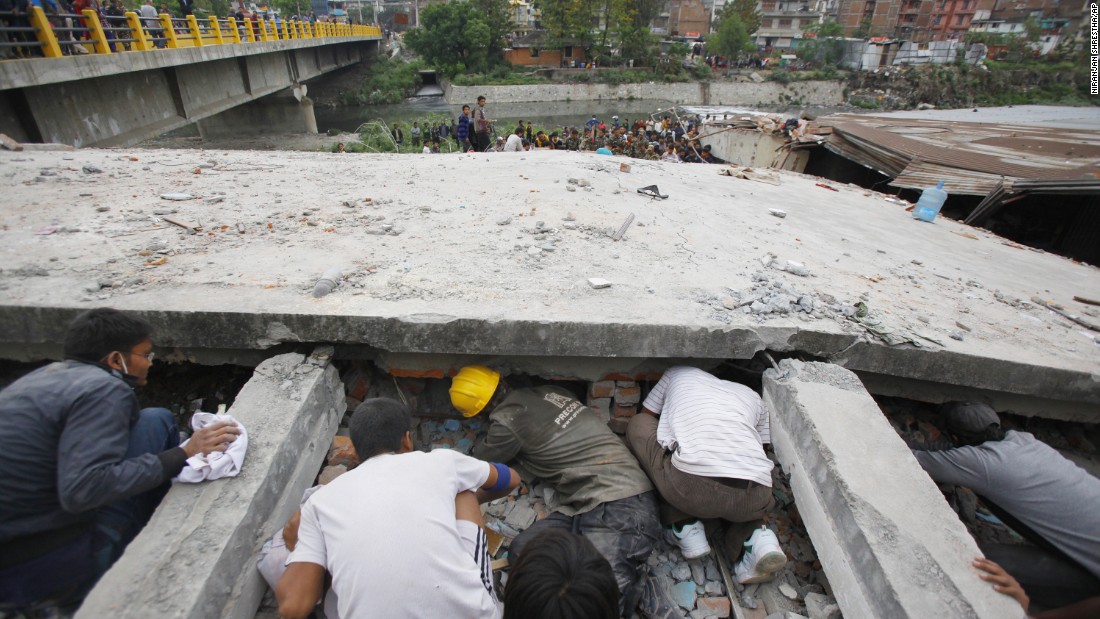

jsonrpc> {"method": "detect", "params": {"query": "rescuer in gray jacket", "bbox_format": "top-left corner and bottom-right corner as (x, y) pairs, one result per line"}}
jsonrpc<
(0, 308), (240, 613)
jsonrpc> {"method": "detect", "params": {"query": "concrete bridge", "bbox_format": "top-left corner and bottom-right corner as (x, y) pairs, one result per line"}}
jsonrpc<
(0, 8), (383, 147)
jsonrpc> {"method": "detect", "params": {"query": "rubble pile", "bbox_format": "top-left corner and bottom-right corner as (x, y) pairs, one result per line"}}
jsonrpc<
(257, 368), (845, 619)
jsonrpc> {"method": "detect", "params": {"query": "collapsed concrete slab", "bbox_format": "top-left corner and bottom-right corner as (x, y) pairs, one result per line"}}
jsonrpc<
(762, 359), (1024, 619)
(76, 349), (345, 619)
(1, 148), (1097, 420)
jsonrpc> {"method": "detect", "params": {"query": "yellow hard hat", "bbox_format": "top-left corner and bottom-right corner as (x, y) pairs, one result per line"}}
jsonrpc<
(450, 365), (500, 418)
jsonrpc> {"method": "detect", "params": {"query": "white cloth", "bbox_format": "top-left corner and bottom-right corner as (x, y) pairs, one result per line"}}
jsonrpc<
(138, 3), (157, 18)
(503, 133), (523, 152)
(177, 413), (248, 483)
(289, 450), (499, 619)
(643, 366), (773, 487)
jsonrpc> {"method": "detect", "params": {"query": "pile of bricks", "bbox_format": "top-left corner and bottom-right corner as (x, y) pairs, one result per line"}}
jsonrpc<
(587, 377), (644, 434)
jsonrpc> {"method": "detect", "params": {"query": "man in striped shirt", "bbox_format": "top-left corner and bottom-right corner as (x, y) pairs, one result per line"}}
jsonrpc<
(625, 366), (787, 585)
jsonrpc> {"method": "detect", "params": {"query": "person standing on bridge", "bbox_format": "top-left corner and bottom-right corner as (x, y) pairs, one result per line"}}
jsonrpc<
(0, 308), (240, 613)
(177, 0), (191, 16)
(473, 95), (493, 153)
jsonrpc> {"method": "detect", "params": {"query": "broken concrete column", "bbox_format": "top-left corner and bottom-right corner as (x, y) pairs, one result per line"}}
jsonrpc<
(76, 350), (346, 619)
(762, 359), (1024, 619)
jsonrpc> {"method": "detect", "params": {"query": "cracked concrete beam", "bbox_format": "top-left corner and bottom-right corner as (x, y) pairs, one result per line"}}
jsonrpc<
(76, 351), (345, 619)
(763, 359), (1025, 619)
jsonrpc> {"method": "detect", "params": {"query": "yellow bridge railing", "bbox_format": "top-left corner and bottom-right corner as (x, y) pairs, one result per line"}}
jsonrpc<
(5, 6), (380, 60)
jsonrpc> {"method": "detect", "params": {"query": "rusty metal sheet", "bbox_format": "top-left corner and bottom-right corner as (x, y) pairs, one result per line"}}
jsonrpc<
(813, 114), (1100, 184)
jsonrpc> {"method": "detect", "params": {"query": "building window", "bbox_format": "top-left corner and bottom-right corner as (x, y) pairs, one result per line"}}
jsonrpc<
(934, 15), (942, 25)
(956, 15), (965, 25)
(564, 46), (573, 57)
(864, 1), (876, 14)
(530, 47), (539, 57)
(778, 18), (792, 27)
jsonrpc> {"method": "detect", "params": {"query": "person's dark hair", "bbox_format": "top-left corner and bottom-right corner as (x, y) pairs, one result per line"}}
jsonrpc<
(63, 308), (153, 362)
(477, 95), (486, 102)
(504, 529), (619, 619)
(463, 105), (470, 112)
(349, 398), (411, 458)
(515, 126), (524, 136)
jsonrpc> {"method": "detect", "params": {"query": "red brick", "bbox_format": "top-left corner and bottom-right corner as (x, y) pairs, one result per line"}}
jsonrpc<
(588, 380), (615, 399)
(318, 464), (347, 485)
(587, 396), (611, 411)
(600, 372), (635, 382)
(328, 435), (360, 468)
(613, 403), (638, 418)
(607, 417), (630, 434)
(343, 367), (372, 400)
(389, 368), (446, 379)
(696, 597), (731, 618)
(614, 386), (641, 405)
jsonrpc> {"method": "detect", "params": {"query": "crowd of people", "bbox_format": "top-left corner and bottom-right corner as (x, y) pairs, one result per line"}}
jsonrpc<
(380, 94), (728, 164)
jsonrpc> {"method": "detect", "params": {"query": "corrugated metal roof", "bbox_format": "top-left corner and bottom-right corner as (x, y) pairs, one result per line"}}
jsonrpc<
(810, 113), (1100, 188)
(892, 160), (1008, 195)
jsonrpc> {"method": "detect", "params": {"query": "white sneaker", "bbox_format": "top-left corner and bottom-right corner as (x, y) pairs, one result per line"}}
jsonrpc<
(734, 527), (787, 584)
(666, 520), (711, 559)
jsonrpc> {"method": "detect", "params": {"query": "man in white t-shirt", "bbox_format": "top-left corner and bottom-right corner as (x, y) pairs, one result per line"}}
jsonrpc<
(276, 398), (520, 619)
(625, 366), (787, 585)
(502, 127), (524, 152)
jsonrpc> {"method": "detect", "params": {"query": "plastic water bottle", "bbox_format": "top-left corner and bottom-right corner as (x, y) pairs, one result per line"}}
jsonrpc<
(913, 181), (948, 223)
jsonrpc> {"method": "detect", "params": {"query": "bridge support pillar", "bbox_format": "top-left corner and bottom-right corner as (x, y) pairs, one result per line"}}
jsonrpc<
(195, 87), (319, 139)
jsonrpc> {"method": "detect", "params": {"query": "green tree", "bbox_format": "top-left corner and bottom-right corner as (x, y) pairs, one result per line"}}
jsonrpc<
(469, 0), (512, 50)
(534, 0), (596, 50)
(708, 12), (755, 65)
(717, 0), (760, 37)
(798, 19), (846, 68)
(852, 15), (874, 38)
(405, 1), (496, 76)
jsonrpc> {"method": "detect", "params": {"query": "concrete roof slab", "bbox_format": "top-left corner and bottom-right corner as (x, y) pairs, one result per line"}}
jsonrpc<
(0, 148), (1096, 413)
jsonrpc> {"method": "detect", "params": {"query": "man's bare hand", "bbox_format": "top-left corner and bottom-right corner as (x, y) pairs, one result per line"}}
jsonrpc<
(182, 420), (241, 458)
(974, 557), (1029, 612)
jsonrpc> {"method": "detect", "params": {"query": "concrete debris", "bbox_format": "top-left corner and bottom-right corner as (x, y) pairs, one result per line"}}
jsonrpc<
(671, 581), (697, 610)
(777, 583), (799, 600)
(566, 185), (577, 192)
(588, 278), (612, 289)
(497, 217), (512, 225)
(81, 165), (102, 174)
(312, 266), (343, 298)
(769, 209), (787, 219)
(780, 261), (810, 277)
(803, 592), (841, 619)
(160, 193), (196, 201)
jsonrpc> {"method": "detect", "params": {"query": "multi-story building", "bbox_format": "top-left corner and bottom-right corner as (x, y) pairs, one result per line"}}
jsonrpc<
(928, 0), (987, 40)
(753, 0), (829, 49)
(663, 0), (711, 36)
(509, 0), (539, 34)
(894, 0), (934, 41)
(834, 0), (904, 38)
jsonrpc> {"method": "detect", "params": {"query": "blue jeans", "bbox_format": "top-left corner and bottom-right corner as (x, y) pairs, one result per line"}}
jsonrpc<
(0, 408), (179, 611)
(93, 407), (180, 573)
(510, 492), (661, 617)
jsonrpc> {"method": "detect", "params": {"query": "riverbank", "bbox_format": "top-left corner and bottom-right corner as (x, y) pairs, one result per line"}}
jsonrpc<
(443, 78), (846, 107)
